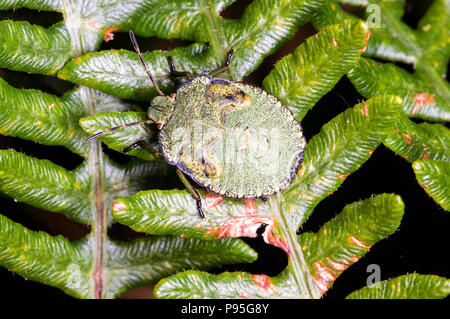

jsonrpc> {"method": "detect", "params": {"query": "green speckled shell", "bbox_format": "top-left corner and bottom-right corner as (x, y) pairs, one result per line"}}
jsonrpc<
(158, 75), (306, 198)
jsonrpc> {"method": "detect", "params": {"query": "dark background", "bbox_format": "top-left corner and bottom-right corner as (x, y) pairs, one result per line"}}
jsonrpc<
(0, 0), (448, 299)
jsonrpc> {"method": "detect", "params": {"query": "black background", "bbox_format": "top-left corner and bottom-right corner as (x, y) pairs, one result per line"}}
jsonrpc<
(0, 0), (448, 300)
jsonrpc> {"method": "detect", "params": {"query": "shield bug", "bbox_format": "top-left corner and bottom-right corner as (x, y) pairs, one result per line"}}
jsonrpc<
(87, 30), (306, 218)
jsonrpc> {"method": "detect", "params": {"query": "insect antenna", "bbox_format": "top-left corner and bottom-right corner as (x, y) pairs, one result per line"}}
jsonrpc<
(129, 30), (165, 96)
(85, 119), (155, 142)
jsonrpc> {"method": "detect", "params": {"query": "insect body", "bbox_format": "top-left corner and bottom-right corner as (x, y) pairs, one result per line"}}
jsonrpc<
(87, 31), (306, 218)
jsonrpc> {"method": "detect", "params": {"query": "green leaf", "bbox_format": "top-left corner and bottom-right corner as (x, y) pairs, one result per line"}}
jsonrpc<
(0, 149), (174, 224)
(0, 77), (136, 156)
(0, 0), (62, 10)
(79, 111), (159, 161)
(263, 19), (369, 120)
(308, 0), (450, 211)
(103, 236), (257, 299)
(154, 194), (405, 298)
(347, 274), (450, 299)
(0, 213), (256, 298)
(0, 149), (92, 223)
(57, 0), (326, 100)
(0, 213), (94, 298)
(348, 58), (450, 121)
(113, 94), (403, 298)
(284, 94), (403, 228)
(0, 0), (170, 75)
(154, 270), (293, 299)
(312, 0), (450, 121)
(2, 0), (447, 300)
(108, 22), (408, 300)
(384, 116), (450, 163)
(413, 159), (450, 211)
(0, 21), (71, 75)
(299, 193), (404, 293)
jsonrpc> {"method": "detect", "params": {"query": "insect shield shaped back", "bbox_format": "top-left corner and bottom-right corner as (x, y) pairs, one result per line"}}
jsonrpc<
(158, 75), (306, 199)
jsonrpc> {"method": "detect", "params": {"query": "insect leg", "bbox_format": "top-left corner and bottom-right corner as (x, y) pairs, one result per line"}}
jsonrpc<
(208, 49), (234, 77)
(176, 168), (205, 218)
(167, 56), (192, 79)
(122, 140), (160, 157)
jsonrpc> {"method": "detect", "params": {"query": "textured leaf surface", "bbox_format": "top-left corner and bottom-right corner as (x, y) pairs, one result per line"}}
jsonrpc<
(102, 236), (257, 298)
(0, 76), (142, 156)
(0, 213), (256, 298)
(413, 160), (450, 211)
(1, 0), (302, 299)
(58, 0), (325, 100)
(384, 116), (450, 163)
(0, 149), (92, 223)
(0, 0), (166, 74)
(154, 194), (405, 298)
(309, 0), (450, 213)
(348, 58), (449, 121)
(114, 95), (403, 298)
(299, 194), (404, 293)
(80, 111), (159, 161)
(0, 213), (93, 298)
(1, 0), (448, 300)
(263, 19), (369, 120)
(312, 0), (450, 121)
(284, 94), (403, 228)
(112, 93), (402, 233)
(347, 274), (450, 299)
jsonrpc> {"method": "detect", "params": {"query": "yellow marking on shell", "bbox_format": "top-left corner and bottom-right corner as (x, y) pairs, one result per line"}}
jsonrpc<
(290, 118), (303, 134)
(206, 83), (252, 110)
(208, 184), (220, 194)
(225, 189), (239, 198)
(261, 185), (275, 196)
(180, 147), (222, 179)
(203, 159), (222, 178)
(279, 105), (292, 118)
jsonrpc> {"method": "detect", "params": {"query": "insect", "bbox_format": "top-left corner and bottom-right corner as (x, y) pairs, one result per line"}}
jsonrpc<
(87, 30), (306, 218)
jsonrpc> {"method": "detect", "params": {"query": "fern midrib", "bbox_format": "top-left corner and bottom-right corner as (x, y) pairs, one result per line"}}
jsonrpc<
(62, 0), (107, 299)
(379, 3), (450, 98)
(202, 0), (228, 71)
(85, 87), (107, 300)
(271, 193), (319, 298)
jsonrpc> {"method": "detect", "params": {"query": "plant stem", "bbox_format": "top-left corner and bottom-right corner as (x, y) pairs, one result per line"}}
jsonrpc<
(62, 0), (107, 298)
(270, 194), (320, 298)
